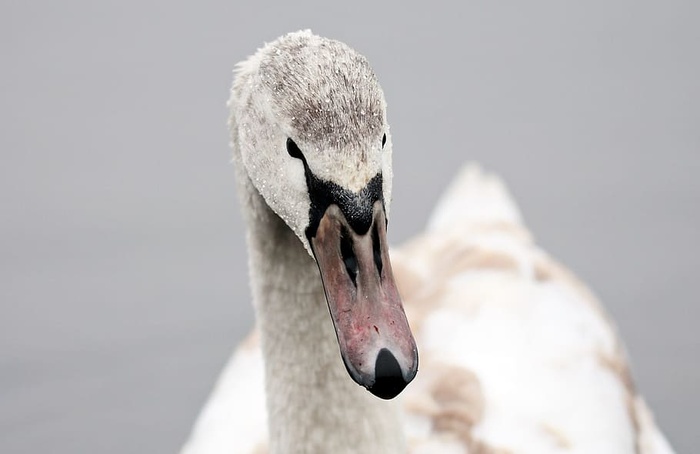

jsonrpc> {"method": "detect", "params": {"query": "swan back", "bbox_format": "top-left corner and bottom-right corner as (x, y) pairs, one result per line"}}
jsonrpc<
(392, 165), (674, 453)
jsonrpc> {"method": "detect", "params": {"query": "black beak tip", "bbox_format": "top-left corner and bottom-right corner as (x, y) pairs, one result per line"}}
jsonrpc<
(367, 348), (414, 400)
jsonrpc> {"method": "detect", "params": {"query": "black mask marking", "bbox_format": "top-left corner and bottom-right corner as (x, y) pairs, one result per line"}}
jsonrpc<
(286, 139), (383, 239)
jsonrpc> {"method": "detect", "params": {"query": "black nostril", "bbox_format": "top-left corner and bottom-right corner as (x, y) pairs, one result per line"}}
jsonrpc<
(371, 222), (383, 277)
(340, 227), (358, 285)
(368, 348), (407, 400)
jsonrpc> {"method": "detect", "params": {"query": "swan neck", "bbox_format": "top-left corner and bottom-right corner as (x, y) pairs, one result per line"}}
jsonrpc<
(240, 176), (405, 453)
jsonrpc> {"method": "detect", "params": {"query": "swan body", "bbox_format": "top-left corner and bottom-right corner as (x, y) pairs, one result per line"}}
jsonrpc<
(182, 31), (674, 454)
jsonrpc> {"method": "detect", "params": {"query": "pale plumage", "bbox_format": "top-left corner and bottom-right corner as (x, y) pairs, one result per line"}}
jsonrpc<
(183, 165), (673, 453)
(181, 31), (674, 454)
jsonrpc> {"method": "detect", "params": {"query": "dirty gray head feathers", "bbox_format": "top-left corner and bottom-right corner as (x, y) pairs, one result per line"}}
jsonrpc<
(232, 29), (385, 152)
(228, 30), (394, 253)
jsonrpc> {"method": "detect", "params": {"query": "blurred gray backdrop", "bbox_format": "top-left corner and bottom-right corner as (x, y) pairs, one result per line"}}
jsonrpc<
(2, 1), (698, 453)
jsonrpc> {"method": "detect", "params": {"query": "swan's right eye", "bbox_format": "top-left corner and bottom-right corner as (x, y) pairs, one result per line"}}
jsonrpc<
(286, 138), (304, 160)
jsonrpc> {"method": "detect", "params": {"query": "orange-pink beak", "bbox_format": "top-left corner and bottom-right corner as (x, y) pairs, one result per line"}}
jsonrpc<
(310, 201), (418, 399)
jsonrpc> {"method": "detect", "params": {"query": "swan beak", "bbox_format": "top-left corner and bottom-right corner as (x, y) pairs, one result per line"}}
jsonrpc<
(310, 202), (418, 399)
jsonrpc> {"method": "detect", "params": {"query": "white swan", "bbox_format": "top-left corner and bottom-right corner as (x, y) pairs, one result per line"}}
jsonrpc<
(181, 30), (674, 454)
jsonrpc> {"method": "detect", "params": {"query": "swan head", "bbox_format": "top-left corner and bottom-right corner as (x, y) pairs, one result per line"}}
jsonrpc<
(230, 31), (418, 399)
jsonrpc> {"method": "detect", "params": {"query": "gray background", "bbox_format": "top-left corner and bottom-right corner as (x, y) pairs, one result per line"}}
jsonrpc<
(2, 1), (698, 453)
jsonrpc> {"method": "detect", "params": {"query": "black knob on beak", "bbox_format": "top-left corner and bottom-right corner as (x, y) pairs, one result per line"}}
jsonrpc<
(367, 348), (409, 399)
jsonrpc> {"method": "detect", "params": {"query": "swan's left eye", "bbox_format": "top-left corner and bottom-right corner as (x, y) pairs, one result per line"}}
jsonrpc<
(382, 134), (387, 148)
(286, 138), (304, 160)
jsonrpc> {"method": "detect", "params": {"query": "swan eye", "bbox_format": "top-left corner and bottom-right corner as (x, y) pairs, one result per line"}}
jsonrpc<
(382, 134), (387, 148)
(286, 138), (304, 160)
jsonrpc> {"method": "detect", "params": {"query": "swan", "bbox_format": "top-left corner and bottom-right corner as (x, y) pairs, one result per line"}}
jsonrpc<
(181, 30), (674, 454)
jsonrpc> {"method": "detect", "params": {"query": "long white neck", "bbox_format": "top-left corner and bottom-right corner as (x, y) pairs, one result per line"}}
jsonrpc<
(233, 157), (405, 454)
